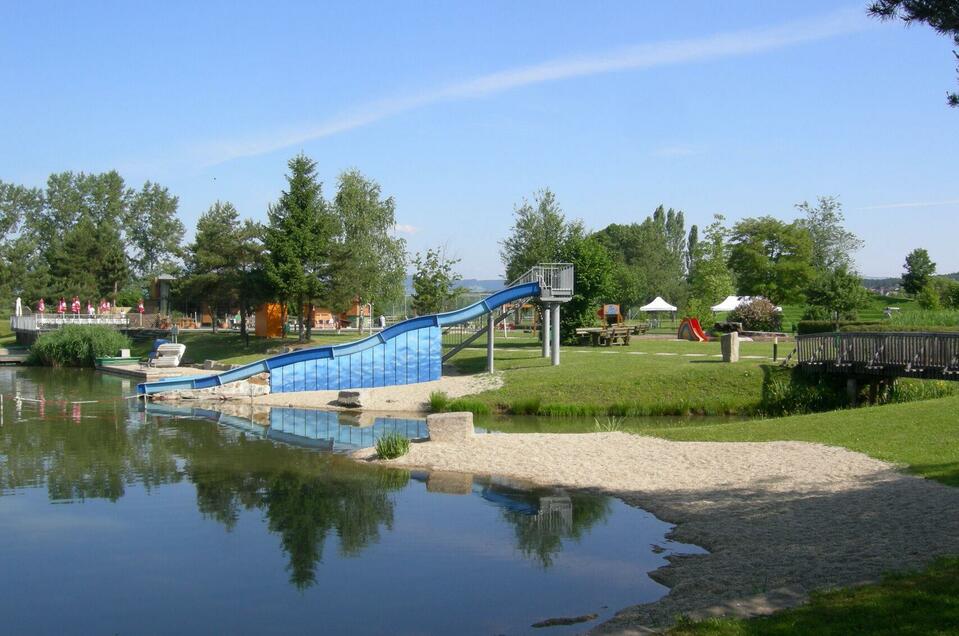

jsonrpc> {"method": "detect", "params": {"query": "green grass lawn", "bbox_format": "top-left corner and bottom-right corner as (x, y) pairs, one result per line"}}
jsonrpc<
(448, 336), (783, 416)
(0, 315), (13, 346)
(669, 556), (959, 635)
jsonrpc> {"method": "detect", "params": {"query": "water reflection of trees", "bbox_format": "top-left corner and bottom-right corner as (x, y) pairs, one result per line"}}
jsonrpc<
(170, 422), (409, 588)
(0, 390), (409, 590)
(483, 484), (611, 568)
(0, 370), (611, 585)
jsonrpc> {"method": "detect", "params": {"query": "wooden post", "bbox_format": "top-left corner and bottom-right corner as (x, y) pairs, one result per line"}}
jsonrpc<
(773, 337), (778, 362)
(846, 377), (858, 407)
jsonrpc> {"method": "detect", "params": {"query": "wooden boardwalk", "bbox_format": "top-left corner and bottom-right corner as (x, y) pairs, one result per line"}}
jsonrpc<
(796, 332), (959, 382)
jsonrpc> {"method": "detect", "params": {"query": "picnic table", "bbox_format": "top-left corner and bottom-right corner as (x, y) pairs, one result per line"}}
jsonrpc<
(575, 324), (632, 346)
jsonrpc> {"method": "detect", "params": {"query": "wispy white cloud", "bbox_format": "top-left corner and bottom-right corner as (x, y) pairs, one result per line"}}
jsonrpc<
(394, 223), (418, 235)
(856, 198), (959, 210)
(194, 9), (870, 166)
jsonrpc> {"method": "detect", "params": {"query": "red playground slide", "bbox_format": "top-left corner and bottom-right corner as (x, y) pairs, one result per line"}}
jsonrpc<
(678, 317), (708, 342)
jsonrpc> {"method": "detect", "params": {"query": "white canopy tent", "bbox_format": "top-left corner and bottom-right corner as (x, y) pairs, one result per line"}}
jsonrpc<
(710, 296), (783, 312)
(639, 297), (677, 312)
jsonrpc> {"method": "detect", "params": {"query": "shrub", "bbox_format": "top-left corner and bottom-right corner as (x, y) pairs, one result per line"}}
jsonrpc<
(429, 391), (449, 412)
(374, 432), (410, 459)
(29, 326), (131, 367)
(446, 398), (491, 415)
(917, 283), (942, 310)
(727, 298), (783, 332)
(798, 320), (884, 334)
(509, 397), (542, 415)
(839, 324), (959, 333)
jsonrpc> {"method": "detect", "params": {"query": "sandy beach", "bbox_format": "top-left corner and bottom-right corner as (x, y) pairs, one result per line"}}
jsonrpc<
(252, 372), (502, 412)
(354, 432), (959, 633)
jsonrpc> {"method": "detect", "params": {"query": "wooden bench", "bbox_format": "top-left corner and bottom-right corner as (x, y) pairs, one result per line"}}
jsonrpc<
(598, 324), (631, 346)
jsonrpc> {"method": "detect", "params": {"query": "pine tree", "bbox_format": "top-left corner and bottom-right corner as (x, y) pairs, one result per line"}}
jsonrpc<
(264, 154), (336, 342)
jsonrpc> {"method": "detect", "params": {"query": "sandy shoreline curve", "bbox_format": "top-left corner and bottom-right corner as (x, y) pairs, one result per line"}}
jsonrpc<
(353, 432), (959, 633)
(252, 372), (502, 411)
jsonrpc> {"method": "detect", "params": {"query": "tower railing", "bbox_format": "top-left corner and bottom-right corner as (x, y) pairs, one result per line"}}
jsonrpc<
(509, 263), (574, 302)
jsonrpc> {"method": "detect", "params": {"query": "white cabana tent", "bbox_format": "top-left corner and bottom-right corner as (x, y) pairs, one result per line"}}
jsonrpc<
(710, 296), (783, 312)
(639, 297), (677, 312)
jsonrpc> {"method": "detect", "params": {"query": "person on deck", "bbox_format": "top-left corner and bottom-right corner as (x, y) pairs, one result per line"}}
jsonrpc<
(71, 296), (81, 315)
(99, 298), (110, 314)
(87, 301), (95, 316)
(57, 297), (66, 315)
(37, 298), (45, 314)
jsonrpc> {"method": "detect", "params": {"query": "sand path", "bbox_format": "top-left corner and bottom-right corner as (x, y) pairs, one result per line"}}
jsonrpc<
(354, 432), (959, 633)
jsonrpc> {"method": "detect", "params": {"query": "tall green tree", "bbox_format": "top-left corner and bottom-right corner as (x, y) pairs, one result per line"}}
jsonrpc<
(796, 196), (863, 272)
(500, 189), (583, 283)
(558, 235), (616, 341)
(328, 169), (406, 325)
(593, 205), (689, 309)
(264, 154), (336, 342)
(181, 202), (245, 333)
(804, 264), (869, 320)
(410, 248), (462, 315)
(869, 0), (959, 107)
(126, 182), (184, 276)
(902, 247), (937, 295)
(727, 216), (814, 305)
(688, 215), (735, 303)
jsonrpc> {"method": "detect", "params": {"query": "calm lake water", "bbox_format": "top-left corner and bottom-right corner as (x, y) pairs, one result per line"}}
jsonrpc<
(0, 367), (704, 635)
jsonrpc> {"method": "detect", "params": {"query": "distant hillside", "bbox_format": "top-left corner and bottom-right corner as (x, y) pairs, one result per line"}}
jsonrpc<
(404, 276), (503, 294)
(863, 272), (959, 291)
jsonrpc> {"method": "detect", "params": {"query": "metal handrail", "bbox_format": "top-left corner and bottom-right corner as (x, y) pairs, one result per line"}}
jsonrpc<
(509, 263), (574, 299)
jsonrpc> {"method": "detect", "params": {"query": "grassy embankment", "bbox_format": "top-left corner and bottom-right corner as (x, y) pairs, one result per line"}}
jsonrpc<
(669, 555), (959, 635)
(0, 314), (14, 346)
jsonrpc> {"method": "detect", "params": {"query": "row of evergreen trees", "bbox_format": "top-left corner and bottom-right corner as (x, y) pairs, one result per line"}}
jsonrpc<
(0, 155), (406, 343)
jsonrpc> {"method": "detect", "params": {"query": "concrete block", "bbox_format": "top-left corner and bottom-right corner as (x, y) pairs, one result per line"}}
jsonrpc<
(120, 349), (131, 358)
(335, 391), (363, 408)
(721, 332), (740, 363)
(426, 412), (474, 442)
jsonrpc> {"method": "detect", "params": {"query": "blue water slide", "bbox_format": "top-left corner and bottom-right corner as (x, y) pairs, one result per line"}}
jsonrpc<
(137, 281), (539, 395)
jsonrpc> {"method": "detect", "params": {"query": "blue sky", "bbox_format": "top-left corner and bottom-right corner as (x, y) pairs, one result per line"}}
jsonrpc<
(2, 1), (957, 278)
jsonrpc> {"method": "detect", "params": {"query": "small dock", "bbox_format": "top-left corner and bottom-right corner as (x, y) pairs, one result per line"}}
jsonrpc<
(0, 347), (29, 364)
(97, 363), (211, 382)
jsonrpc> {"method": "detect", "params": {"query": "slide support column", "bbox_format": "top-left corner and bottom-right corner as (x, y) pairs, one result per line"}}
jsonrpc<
(542, 304), (551, 358)
(551, 303), (561, 366)
(486, 312), (495, 373)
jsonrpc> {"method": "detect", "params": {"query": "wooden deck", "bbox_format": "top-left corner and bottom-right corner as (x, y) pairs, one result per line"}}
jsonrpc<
(796, 332), (959, 381)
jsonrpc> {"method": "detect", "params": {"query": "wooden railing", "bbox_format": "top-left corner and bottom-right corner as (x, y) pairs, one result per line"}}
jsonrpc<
(797, 332), (959, 381)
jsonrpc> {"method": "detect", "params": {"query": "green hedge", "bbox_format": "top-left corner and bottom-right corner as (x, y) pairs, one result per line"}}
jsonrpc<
(797, 320), (883, 335)
(838, 324), (959, 333)
(28, 325), (131, 367)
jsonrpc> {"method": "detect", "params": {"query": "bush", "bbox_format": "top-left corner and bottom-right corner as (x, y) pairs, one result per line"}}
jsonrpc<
(374, 432), (410, 459)
(839, 324), (959, 333)
(727, 298), (783, 332)
(28, 326), (131, 367)
(429, 391), (449, 412)
(798, 320), (884, 334)
(917, 283), (942, 310)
